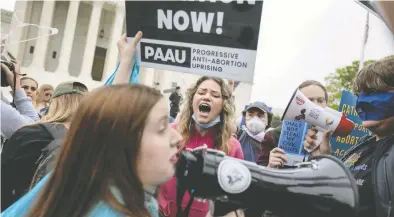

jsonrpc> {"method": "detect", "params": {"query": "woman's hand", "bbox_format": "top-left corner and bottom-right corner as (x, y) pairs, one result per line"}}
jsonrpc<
(114, 31), (143, 84)
(117, 31), (142, 63)
(1, 60), (21, 89)
(268, 147), (287, 168)
(303, 128), (332, 157)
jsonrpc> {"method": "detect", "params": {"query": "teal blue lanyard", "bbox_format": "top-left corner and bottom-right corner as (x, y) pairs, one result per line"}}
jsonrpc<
(104, 56), (140, 86)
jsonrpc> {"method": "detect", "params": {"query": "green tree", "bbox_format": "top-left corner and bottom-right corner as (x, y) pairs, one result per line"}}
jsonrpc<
(324, 59), (376, 110)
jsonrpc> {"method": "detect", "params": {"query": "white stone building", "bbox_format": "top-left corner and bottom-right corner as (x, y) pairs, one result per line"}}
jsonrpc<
(1, 1), (253, 119)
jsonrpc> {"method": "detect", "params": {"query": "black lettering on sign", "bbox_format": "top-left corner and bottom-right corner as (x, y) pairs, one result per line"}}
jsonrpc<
(141, 42), (191, 68)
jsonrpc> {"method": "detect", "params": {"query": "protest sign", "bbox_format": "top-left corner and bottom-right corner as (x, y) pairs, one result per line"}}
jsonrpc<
(330, 90), (370, 158)
(278, 120), (309, 166)
(125, 1), (264, 83)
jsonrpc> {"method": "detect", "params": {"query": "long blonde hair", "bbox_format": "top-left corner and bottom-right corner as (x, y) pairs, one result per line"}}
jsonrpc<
(40, 94), (85, 124)
(177, 76), (235, 154)
(40, 82), (87, 124)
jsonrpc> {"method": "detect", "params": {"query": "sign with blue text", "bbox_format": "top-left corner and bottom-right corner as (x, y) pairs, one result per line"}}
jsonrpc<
(125, 0), (264, 83)
(278, 120), (309, 166)
(330, 91), (370, 158)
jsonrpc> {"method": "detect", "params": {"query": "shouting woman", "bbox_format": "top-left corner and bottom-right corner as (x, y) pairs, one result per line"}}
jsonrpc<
(158, 76), (244, 217)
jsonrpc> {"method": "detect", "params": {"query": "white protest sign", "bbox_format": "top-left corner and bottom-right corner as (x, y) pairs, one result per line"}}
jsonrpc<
(125, 0), (264, 83)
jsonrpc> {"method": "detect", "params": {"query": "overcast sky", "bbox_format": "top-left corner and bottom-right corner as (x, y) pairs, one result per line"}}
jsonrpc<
(1, 0), (394, 110)
(251, 0), (394, 109)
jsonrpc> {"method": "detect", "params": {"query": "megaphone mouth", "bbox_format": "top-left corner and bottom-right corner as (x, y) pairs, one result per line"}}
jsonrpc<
(281, 88), (299, 121)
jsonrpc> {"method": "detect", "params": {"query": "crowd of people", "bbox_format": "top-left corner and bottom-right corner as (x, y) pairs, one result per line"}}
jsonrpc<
(1, 5), (394, 217)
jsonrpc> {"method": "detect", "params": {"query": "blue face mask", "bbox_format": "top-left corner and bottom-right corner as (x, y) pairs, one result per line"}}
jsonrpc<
(356, 92), (394, 121)
(192, 114), (221, 129)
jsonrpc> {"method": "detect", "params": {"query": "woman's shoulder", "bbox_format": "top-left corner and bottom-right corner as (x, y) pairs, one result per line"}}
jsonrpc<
(87, 202), (125, 217)
(228, 137), (244, 159)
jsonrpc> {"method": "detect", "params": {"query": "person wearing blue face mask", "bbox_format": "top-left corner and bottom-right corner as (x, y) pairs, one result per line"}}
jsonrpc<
(236, 101), (273, 163)
(304, 57), (394, 217)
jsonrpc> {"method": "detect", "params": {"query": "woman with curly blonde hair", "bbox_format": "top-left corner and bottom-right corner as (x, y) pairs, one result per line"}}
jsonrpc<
(158, 76), (244, 217)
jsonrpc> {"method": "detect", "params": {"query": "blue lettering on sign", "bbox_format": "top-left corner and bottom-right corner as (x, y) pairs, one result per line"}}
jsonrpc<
(278, 120), (308, 155)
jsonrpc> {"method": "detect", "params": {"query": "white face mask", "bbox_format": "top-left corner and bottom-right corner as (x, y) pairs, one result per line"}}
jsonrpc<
(246, 117), (267, 135)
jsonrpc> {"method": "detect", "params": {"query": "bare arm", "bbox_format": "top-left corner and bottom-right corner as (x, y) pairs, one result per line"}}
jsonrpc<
(113, 32), (143, 85)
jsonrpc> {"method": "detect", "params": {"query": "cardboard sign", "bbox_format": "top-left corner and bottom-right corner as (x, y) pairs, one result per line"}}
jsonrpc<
(125, 0), (264, 83)
(278, 120), (309, 166)
(330, 91), (370, 158)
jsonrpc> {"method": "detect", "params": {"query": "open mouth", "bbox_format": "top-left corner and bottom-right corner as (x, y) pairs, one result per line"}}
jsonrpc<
(199, 103), (211, 115)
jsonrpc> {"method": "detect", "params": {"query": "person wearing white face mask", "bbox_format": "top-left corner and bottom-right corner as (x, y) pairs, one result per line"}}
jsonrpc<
(236, 101), (274, 163)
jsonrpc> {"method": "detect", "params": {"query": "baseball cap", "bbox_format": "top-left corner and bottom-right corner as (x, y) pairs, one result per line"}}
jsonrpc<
(51, 81), (88, 99)
(242, 101), (270, 115)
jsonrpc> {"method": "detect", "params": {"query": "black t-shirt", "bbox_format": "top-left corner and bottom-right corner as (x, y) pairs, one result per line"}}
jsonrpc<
(342, 140), (377, 217)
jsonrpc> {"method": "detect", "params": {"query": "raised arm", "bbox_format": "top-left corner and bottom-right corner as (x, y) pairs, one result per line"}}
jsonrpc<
(113, 32), (143, 85)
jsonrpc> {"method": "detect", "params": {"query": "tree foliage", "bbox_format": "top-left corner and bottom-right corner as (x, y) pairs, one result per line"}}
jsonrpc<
(271, 115), (282, 128)
(324, 59), (376, 110)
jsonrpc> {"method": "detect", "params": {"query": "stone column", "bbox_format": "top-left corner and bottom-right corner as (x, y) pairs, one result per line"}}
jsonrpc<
(7, 1), (30, 60)
(55, 1), (80, 76)
(102, 2), (125, 81)
(79, 1), (103, 80)
(31, 0), (55, 71)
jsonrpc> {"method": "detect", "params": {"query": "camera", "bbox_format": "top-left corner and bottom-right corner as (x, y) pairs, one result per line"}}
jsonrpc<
(1, 52), (16, 87)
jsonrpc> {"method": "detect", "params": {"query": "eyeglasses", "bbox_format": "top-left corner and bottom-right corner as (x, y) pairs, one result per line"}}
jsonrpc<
(21, 85), (37, 92)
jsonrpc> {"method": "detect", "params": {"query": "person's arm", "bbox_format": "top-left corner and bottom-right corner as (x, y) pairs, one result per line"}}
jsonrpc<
(13, 88), (40, 122)
(1, 61), (39, 139)
(256, 133), (276, 166)
(1, 60), (38, 121)
(229, 137), (244, 159)
(1, 101), (35, 139)
(113, 32), (142, 85)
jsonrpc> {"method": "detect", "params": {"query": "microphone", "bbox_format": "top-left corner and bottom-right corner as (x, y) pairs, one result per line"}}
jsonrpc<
(175, 149), (359, 217)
